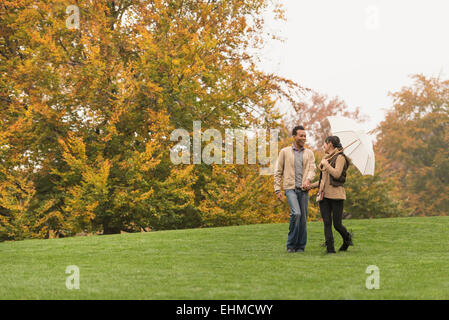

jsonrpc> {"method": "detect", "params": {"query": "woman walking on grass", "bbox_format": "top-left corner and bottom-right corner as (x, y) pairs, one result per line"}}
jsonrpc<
(311, 136), (353, 254)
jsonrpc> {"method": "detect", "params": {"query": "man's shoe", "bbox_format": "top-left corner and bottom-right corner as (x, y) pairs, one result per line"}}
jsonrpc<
(295, 249), (304, 253)
(339, 242), (349, 251)
(286, 248), (295, 253)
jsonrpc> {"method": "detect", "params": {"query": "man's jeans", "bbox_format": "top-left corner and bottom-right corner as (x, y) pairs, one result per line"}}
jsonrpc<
(285, 188), (309, 251)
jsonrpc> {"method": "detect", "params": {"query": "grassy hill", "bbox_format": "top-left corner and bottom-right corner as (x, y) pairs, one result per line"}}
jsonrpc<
(1, 216), (448, 299)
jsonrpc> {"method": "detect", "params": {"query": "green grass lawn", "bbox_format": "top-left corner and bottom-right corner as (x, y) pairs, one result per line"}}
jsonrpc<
(1, 216), (448, 299)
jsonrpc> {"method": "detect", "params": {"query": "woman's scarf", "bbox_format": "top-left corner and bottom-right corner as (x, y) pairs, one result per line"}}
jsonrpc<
(317, 148), (344, 200)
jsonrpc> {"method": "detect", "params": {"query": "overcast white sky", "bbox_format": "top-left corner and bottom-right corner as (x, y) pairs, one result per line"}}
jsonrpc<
(259, 0), (449, 132)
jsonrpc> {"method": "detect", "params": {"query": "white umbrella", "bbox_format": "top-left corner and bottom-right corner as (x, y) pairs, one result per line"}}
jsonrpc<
(326, 116), (375, 176)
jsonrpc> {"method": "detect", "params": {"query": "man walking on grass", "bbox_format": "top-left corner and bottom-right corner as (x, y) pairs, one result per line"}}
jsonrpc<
(274, 125), (316, 253)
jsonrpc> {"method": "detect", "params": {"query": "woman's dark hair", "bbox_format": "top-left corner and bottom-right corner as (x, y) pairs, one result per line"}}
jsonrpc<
(325, 136), (343, 149)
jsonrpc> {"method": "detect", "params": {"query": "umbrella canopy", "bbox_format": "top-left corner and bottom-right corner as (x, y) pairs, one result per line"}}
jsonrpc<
(326, 116), (375, 176)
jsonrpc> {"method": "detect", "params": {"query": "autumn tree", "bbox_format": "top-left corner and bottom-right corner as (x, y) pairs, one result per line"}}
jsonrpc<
(285, 90), (367, 149)
(198, 131), (293, 227)
(0, 0), (303, 239)
(376, 75), (449, 216)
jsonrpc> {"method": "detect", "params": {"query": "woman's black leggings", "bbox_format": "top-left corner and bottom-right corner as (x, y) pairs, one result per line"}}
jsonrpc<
(319, 197), (350, 244)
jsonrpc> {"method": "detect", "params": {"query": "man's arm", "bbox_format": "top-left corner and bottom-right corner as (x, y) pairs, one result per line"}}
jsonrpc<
(303, 150), (317, 188)
(273, 149), (284, 194)
(307, 150), (317, 181)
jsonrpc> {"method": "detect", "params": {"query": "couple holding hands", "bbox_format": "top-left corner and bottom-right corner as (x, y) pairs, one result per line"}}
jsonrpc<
(274, 125), (353, 254)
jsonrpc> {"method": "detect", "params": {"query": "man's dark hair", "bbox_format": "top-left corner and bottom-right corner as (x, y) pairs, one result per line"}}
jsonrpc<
(292, 125), (305, 136)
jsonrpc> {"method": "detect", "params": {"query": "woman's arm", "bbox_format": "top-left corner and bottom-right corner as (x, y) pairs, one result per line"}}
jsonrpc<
(323, 155), (345, 179)
(309, 181), (319, 189)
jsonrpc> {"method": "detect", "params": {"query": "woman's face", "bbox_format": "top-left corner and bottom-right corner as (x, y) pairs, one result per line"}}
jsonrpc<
(323, 141), (332, 153)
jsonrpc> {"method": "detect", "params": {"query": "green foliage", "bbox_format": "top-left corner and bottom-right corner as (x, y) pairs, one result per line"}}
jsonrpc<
(343, 165), (407, 219)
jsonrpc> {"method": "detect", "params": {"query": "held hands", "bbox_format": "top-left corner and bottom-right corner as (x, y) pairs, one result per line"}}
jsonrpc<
(276, 192), (284, 202)
(301, 179), (311, 191)
(275, 179), (315, 200)
(304, 180), (319, 191)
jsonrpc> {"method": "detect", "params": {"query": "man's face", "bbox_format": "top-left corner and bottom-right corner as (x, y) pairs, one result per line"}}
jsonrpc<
(294, 130), (306, 147)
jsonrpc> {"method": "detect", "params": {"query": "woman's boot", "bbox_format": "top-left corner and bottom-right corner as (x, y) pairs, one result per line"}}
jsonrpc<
(326, 240), (336, 254)
(339, 231), (353, 251)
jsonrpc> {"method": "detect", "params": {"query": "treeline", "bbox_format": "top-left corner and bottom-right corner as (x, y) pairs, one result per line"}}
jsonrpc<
(0, 1), (447, 241)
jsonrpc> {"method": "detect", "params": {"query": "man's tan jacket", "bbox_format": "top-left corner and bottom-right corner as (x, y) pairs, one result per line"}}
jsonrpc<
(274, 146), (316, 193)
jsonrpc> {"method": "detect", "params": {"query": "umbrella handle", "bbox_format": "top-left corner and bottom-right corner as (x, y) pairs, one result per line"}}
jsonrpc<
(322, 139), (359, 161)
(343, 139), (359, 151)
